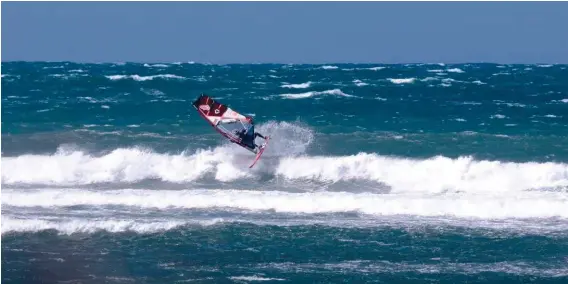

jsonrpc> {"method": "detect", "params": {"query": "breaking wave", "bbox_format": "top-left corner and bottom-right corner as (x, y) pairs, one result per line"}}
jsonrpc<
(4, 149), (568, 193)
(1, 121), (314, 185)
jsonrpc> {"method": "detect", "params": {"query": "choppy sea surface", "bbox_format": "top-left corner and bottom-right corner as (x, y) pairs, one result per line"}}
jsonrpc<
(2, 61), (568, 283)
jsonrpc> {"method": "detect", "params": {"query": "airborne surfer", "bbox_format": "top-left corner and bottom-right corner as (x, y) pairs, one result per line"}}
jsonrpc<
(192, 93), (270, 168)
(234, 116), (268, 153)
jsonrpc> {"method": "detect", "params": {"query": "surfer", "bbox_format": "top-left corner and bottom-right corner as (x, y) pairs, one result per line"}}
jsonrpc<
(235, 116), (268, 152)
(193, 94), (270, 167)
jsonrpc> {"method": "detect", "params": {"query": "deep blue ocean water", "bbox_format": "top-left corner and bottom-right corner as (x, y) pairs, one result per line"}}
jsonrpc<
(2, 61), (568, 283)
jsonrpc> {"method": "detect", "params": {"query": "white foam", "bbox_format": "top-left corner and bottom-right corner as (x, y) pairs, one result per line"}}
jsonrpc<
(48, 74), (71, 78)
(446, 68), (465, 73)
(497, 102), (527, 108)
(442, 78), (460, 83)
(42, 66), (64, 69)
(78, 96), (98, 103)
(105, 74), (186, 81)
(421, 77), (438, 82)
(280, 89), (357, 99)
(387, 78), (415, 84)
(491, 114), (507, 119)
(229, 276), (285, 281)
(320, 65), (338, 70)
(353, 79), (368, 87)
(366, 67), (386, 71)
(1, 216), (192, 235)
(281, 82), (311, 89)
(343, 67), (386, 71)
(144, 63), (169, 68)
(4, 187), (568, 219)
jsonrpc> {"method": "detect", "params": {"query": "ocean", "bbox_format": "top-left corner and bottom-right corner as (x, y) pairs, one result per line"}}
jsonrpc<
(2, 61), (568, 283)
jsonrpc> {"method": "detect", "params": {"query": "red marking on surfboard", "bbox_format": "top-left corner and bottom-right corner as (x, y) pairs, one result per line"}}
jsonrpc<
(249, 137), (270, 168)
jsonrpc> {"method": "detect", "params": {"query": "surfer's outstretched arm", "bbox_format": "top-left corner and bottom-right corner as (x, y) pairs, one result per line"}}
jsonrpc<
(255, 132), (267, 139)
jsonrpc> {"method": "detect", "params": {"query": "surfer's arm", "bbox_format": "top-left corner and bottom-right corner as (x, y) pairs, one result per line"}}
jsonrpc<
(255, 132), (267, 139)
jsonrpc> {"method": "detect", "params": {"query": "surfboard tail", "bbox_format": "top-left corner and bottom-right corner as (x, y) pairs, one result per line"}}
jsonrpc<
(249, 137), (270, 168)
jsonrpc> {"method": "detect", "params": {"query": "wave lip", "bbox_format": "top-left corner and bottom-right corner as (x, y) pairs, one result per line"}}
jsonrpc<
(280, 89), (357, 99)
(105, 74), (186, 81)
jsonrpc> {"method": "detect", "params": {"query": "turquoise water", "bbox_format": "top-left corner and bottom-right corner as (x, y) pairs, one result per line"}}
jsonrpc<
(2, 62), (568, 283)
